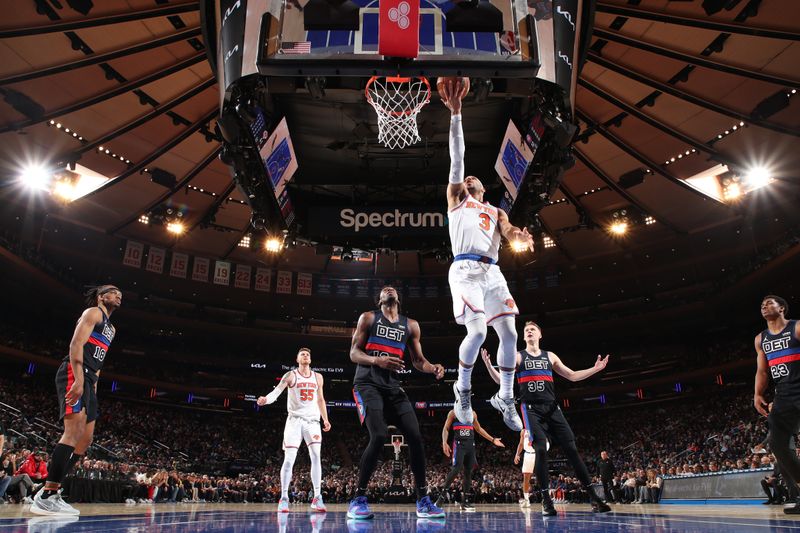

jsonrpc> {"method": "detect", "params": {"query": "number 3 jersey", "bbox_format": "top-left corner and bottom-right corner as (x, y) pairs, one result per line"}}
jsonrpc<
(762, 320), (800, 399)
(287, 369), (321, 419)
(62, 307), (114, 379)
(448, 196), (502, 262)
(517, 349), (556, 404)
(353, 311), (410, 390)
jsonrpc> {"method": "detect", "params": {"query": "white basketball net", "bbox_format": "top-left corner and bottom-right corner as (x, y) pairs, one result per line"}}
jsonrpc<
(366, 76), (431, 150)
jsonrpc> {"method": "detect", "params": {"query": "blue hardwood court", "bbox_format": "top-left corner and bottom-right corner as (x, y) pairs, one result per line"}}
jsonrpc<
(4, 504), (800, 533)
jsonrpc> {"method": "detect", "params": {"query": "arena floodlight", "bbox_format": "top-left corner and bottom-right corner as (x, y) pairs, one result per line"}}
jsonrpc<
(166, 222), (185, 235)
(743, 166), (771, 189)
(19, 164), (52, 191)
(510, 240), (528, 253)
(609, 222), (628, 235)
(264, 236), (283, 253)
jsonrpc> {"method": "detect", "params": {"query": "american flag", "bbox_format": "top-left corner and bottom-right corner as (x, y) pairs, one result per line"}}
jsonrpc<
(280, 41), (311, 54)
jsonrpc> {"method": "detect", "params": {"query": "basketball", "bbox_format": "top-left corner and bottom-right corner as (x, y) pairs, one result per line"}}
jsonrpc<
(437, 77), (470, 104)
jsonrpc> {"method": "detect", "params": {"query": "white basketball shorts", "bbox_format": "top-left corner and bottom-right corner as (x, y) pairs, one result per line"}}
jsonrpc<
(449, 260), (519, 325)
(283, 415), (322, 450)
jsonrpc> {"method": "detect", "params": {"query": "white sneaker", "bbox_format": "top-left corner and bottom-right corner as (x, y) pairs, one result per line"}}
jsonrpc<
(30, 492), (73, 516)
(453, 382), (473, 425)
(310, 495), (327, 513)
(489, 393), (523, 431)
(23, 496), (34, 504)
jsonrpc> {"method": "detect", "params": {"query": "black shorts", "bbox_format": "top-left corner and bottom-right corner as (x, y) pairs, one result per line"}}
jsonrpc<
(520, 401), (575, 449)
(55, 361), (99, 423)
(352, 383), (414, 426)
(451, 441), (476, 470)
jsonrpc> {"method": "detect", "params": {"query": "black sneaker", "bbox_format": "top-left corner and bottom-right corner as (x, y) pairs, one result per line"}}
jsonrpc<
(785, 501), (800, 515)
(541, 497), (557, 516)
(434, 495), (445, 508)
(592, 499), (612, 513)
(461, 500), (476, 512)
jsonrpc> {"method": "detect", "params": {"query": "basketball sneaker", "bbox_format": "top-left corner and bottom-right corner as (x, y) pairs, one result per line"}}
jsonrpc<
(591, 499), (612, 513)
(30, 491), (79, 516)
(541, 495), (557, 517)
(460, 499), (476, 512)
(453, 382), (473, 425)
(347, 496), (374, 520)
(434, 495), (446, 508)
(416, 495), (445, 518)
(277, 497), (290, 513)
(489, 393), (523, 432)
(785, 501), (800, 515)
(310, 496), (327, 513)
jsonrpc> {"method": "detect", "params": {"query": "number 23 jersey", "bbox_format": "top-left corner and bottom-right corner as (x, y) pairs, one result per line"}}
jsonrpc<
(762, 320), (800, 399)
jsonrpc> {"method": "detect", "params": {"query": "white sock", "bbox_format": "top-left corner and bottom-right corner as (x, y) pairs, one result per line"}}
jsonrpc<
(492, 317), (518, 399)
(524, 492), (530, 501)
(457, 318), (486, 391)
(280, 447), (298, 499)
(309, 443), (322, 498)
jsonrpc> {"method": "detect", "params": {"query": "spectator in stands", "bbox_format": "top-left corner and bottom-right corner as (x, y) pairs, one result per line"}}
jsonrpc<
(597, 451), (615, 502)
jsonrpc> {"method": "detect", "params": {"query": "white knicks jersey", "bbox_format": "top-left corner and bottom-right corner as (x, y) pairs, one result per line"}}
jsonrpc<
(523, 430), (534, 453)
(448, 195), (502, 262)
(287, 370), (321, 419)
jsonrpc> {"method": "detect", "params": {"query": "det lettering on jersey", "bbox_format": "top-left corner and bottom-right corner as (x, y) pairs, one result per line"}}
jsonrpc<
(525, 359), (548, 370)
(377, 324), (404, 342)
(764, 337), (791, 353)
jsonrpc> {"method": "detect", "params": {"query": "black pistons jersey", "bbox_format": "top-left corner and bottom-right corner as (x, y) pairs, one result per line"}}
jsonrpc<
(762, 320), (800, 399)
(517, 349), (556, 404)
(63, 307), (115, 378)
(353, 311), (409, 389)
(452, 418), (475, 444)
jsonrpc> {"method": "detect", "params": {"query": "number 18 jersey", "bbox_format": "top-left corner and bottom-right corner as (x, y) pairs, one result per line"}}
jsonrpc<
(448, 195), (502, 262)
(287, 369), (320, 419)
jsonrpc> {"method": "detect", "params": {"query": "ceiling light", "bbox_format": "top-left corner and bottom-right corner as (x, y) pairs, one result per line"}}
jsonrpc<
(723, 183), (742, 201)
(510, 240), (529, 253)
(166, 222), (185, 234)
(264, 237), (283, 253)
(644, 215), (656, 225)
(19, 164), (52, 191)
(52, 180), (77, 202)
(138, 215), (150, 225)
(609, 222), (628, 235)
(239, 235), (252, 248)
(542, 235), (556, 249)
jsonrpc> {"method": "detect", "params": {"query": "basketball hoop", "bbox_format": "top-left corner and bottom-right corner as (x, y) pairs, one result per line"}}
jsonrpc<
(392, 439), (403, 459)
(365, 76), (431, 150)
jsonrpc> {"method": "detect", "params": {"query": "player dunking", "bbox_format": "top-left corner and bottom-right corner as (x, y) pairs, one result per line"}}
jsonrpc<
(348, 286), (446, 520)
(482, 324), (612, 515)
(257, 348), (331, 513)
(436, 408), (503, 511)
(754, 295), (800, 514)
(440, 79), (534, 432)
(31, 285), (121, 516)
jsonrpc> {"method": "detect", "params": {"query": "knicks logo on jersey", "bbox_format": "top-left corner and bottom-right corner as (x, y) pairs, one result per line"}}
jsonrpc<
(464, 200), (497, 216)
(504, 298), (515, 309)
(377, 324), (404, 342)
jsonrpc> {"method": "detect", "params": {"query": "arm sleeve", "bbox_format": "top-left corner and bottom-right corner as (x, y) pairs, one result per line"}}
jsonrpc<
(448, 114), (465, 184)
(265, 386), (284, 404)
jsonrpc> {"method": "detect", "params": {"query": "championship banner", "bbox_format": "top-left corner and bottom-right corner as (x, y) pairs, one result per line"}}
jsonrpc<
(170, 252), (188, 278)
(145, 247), (165, 274)
(192, 257), (210, 282)
(378, 0), (420, 58)
(214, 261), (232, 286)
(235, 264), (252, 289)
(122, 240), (144, 268)
(297, 272), (312, 296)
(255, 267), (271, 292)
(276, 270), (292, 294)
(307, 206), (447, 236)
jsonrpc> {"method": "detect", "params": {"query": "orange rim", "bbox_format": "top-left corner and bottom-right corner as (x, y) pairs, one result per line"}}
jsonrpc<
(365, 76), (431, 116)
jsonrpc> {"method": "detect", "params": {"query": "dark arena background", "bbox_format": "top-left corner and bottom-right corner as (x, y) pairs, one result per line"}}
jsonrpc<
(1, 0), (799, 532)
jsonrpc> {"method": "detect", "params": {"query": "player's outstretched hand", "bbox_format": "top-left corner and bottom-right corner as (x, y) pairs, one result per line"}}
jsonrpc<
(492, 438), (504, 448)
(375, 356), (405, 372)
(431, 363), (445, 380)
(594, 354), (610, 371)
(256, 396), (268, 406)
(512, 227), (535, 252)
(323, 420), (332, 432)
(442, 79), (463, 115)
(480, 348), (491, 366)
(442, 441), (452, 457)
(754, 394), (769, 417)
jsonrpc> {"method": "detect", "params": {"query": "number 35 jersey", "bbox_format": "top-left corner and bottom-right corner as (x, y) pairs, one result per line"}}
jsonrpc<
(287, 369), (321, 419)
(448, 196), (502, 262)
(517, 350), (556, 404)
(762, 320), (800, 399)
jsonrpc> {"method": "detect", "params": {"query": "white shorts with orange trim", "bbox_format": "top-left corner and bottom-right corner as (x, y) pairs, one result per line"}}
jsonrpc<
(448, 260), (519, 325)
(283, 415), (322, 450)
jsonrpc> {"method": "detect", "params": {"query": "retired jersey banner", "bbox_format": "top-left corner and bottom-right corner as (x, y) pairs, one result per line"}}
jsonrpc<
(276, 270), (292, 294)
(145, 247), (165, 274)
(170, 252), (188, 278)
(192, 257), (210, 282)
(297, 272), (312, 296)
(214, 260), (231, 286)
(235, 264), (252, 289)
(255, 267), (271, 292)
(122, 240), (144, 268)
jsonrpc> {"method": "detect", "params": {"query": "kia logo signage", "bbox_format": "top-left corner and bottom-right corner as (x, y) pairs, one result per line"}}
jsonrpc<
(308, 207), (448, 236)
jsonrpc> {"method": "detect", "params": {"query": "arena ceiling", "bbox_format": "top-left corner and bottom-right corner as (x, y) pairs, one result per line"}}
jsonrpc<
(0, 0), (798, 271)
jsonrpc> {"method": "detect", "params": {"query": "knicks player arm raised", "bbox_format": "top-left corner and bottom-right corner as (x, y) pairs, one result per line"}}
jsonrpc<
(446, 104), (467, 209)
(68, 308), (103, 385)
(754, 333), (770, 416)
